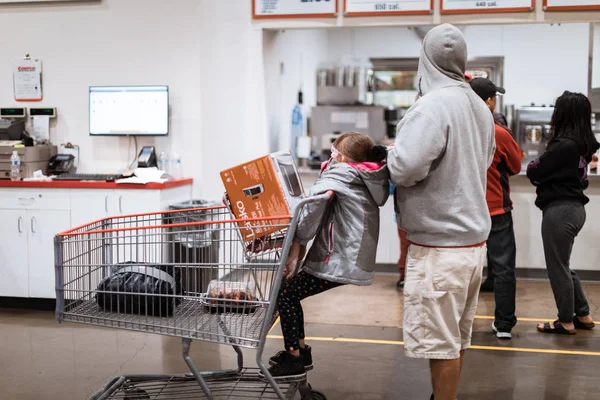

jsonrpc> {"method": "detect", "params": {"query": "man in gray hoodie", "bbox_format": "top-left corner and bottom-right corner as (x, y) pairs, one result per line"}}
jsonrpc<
(388, 24), (495, 400)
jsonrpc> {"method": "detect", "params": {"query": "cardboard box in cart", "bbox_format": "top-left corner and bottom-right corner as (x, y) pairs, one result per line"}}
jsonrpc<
(220, 150), (305, 241)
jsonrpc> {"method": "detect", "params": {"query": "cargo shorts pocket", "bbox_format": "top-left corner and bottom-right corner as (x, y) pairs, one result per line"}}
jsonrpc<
(432, 248), (476, 292)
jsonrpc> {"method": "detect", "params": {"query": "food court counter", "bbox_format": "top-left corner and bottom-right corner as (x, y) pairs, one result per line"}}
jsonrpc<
(299, 169), (600, 274)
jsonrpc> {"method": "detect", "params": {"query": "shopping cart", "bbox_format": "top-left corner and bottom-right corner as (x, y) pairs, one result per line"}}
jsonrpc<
(54, 192), (333, 400)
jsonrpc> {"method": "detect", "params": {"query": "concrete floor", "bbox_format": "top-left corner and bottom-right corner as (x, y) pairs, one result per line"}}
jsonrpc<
(1, 275), (599, 400)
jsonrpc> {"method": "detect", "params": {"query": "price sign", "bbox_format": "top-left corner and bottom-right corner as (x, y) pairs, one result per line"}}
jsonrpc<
(440, 0), (534, 14)
(13, 59), (43, 102)
(253, 0), (338, 19)
(344, 0), (432, 16)
(544, 0), (600, 12)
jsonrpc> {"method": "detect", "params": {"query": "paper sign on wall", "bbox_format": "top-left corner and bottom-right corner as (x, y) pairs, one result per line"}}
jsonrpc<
(543, 0), (600, 11)
(253, 0), (337, 19)
(13, 59), (43, 102)
(441, 0), (534, 14)
(344, 0), (432, 16)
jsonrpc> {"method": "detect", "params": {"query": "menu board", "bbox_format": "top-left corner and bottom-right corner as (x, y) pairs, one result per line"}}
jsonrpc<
(543, 0), (600, 11)
(441, 0), (534, 14)
(344, 0), (432, 16)
(253, 0), (338, 19)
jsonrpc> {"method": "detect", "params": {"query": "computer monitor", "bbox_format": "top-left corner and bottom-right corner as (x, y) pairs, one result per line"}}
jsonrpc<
(89, 85), (169, 136)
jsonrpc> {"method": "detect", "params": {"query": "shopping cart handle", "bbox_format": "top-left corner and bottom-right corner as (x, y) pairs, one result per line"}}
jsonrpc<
(309, 190), (335, 201)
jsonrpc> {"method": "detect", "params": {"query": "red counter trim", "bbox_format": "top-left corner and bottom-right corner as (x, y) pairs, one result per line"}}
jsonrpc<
(0, 178), (193, 190)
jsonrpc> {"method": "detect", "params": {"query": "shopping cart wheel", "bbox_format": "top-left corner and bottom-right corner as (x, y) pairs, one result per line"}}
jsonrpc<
(310, 390), (327, 400)
(122, 386), (150, 400)
(300, 388), (327, 400)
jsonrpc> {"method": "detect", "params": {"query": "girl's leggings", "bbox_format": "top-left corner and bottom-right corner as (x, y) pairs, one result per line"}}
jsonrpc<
(277, 271), (342, 351)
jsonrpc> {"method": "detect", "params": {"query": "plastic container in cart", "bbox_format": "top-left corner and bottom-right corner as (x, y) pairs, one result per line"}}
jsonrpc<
(165, 200), (221, 295)
(203, 279), (258, 314)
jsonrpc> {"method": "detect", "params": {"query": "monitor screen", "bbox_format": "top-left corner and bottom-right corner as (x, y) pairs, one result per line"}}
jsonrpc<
(89, 86), (169, 136)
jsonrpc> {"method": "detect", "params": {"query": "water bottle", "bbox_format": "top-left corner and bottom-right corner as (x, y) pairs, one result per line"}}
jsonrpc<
(10, 151), (21, 181)
(171, 152), (182, 179)
(158, 151), (169, 173)
(290, 90), (305, 159)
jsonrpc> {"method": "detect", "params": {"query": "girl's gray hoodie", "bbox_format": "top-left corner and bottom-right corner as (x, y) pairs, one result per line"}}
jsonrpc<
(294, 160), (389, 286)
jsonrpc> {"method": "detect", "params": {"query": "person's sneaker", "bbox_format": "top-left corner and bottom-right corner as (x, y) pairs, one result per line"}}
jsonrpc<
(480, 279), (494, 292)
(492, 321), (512, 339)
(397, 278), (405, 289)
(259, 352), (306, 382)
(269, 345), (313, 370)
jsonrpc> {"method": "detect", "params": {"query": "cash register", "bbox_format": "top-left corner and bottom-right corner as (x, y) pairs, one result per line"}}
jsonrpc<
(0, 108), (56, 179)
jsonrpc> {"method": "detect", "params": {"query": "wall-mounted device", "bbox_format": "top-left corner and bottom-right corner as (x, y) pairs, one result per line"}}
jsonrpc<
(89, 85), (169, 136)
(137, 146), (157, 168)
(29, 107), (56, 118)
(1, 108), (27, 118)
(48, 154), (75, 175)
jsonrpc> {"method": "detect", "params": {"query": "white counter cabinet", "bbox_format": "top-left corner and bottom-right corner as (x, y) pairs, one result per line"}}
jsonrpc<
(0, 179), (193, 299)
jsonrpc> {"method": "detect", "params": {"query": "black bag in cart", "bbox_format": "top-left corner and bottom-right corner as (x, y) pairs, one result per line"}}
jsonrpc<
(96, 261), (183, 317)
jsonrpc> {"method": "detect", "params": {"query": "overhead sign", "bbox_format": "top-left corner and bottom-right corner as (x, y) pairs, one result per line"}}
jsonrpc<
(543, 0), (600, 11)
(344, 0), (432, 16)
(440, 0), (534, 14)
(252, 0), (338, 19)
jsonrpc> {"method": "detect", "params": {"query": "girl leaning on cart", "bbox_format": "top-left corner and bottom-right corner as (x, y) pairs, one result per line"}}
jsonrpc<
(259, 132), (390, 382)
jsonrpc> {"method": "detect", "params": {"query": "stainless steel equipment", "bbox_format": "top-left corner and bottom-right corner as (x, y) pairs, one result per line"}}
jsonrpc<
(0, 144), (56, 179)
(513, 106), (554, 166)
(384, 108), (406, 139)
(311, 106), (386, 153)
(0, 119), (26, 140)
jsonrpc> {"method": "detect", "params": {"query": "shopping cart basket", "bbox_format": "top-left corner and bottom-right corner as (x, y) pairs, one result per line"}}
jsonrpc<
(54, 192), (334, 400)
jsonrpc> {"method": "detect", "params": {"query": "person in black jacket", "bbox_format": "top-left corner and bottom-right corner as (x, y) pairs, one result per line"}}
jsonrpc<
(527, 91), (599, 335)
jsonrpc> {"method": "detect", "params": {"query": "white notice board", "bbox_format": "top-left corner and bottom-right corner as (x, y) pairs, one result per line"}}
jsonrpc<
(543, 0), (600, 11)
(253, 0), (338, 19)
(13, 59), (43, 102)
(344, 0), (432, 16)
(441, 0), (534, 14)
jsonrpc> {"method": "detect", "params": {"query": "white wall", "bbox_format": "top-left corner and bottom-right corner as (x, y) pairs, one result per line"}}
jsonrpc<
(0, 0), (268, 200)
(263, 29), (328, 153)
(593, 23), (600, 89)
(325, 23), (590, 107)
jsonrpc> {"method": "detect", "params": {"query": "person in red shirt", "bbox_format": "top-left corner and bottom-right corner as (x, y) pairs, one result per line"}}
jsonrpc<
(470, 78), (523, 339)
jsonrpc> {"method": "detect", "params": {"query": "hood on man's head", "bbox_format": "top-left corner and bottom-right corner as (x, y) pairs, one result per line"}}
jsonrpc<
(417, 24), (468, 96)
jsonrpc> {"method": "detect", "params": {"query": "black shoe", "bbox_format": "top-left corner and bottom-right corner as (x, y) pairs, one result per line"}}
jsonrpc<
(259, 352), (306, 382)
(397, 278), (405, 288)
(480, 279), (494, 292)
(430, 395), (434, 400)
(269, 345), (313, 370)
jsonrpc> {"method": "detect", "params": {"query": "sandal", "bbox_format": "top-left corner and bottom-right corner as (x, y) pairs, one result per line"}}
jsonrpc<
(537, 320), (576, 335)
(574, 317), (595, 330)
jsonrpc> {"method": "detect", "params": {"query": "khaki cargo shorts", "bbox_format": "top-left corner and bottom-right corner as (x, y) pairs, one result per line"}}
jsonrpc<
(403, 244), (486, 360)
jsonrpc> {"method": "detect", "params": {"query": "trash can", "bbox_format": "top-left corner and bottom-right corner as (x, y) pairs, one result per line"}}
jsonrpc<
(166, 200), (221, 295)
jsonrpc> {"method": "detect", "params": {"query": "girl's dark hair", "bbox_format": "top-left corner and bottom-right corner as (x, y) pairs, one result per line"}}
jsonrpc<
(550, 91), (599, 160)
(333, 132), (387, 163)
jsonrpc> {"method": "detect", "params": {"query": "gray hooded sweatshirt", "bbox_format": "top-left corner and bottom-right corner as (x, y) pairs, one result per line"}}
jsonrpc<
(295, 160), (389, 286)
(387, 24), (495, 247)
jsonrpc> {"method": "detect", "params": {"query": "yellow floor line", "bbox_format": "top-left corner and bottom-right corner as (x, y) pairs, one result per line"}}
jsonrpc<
(475, 315), (600, 324)
(265, 335), (600, 357)
(269, 317), (280, 334)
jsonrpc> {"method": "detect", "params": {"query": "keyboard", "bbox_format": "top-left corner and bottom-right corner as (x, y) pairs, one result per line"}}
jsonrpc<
(53, 173), (122, 182)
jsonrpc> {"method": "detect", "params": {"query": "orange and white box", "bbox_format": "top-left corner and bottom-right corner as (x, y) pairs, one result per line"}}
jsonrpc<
(220, 150), (305, 241)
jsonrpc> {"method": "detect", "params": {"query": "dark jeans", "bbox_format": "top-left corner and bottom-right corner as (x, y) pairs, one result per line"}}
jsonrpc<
(487, 212), (517, 331)
(541, 201), (589, 323)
